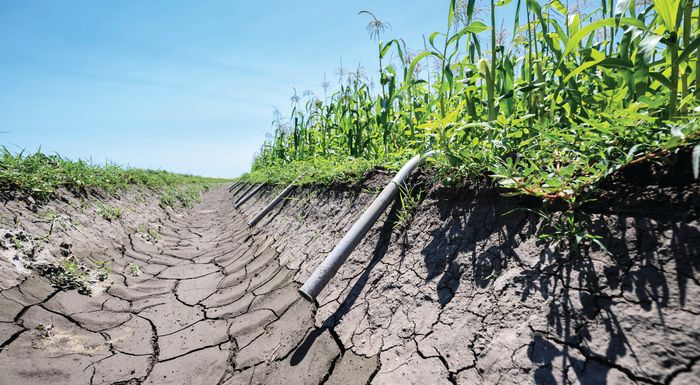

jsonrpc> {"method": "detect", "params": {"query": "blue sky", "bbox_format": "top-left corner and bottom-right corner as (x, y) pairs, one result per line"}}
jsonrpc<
(0, 1), (516, 178)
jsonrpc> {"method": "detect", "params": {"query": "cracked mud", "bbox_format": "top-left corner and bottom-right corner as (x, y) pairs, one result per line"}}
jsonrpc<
(0, 170), (698, 385)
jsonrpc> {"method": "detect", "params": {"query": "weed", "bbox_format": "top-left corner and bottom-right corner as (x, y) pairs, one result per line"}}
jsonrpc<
(41, 207), (65, 239)
(33, 256), (92, 295)
(393, 182), (423, 229)
(525, 204), (609, 257)
(484, 269), (500, 281)
(35, 323), (53, 338)
(146, 227), (159, 243)
(160, 185), (204, 209)
(361, 187), (383, 196)
(12, 236), (22, 252)
(96, 203), (123, 221)
(126, 262), (140, 277)
(95, 261), (111, 281)
(43, 208), (58, 237)
(0, 147), (230, 200)
(239, 157), (385, 187)
(136, 224), (159, 243)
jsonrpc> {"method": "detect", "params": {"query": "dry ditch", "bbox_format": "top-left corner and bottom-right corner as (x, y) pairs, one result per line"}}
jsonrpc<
(0, 167), (698, 385)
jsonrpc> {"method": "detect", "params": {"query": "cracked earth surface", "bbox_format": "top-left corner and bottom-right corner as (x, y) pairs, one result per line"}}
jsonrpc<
(0, 168), (699, 385)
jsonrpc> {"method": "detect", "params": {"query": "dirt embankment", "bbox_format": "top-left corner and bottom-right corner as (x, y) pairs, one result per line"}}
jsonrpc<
(0, 161), (698, 385)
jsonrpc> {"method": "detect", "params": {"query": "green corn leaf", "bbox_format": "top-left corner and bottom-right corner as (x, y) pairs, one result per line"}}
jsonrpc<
(550, 0), (567, 15)
(563, 60), (603, 83)
(447, 21), (489, 48)
(560, 17), (648, 63)
(429, 31), (443, 50)
(513, 0), (522, 35)
(674, 35), (700, 65)
(627, 144), (643, 160)
(563, 58), (633, 83)
(380, 39), (404, 62)
(652, 0), (682, 32)
(406, 50), (440, 83)
(464, 20), (490, 34)
(568, 13), (581, 36)
(516, 82), (546, 92)
(639, 34), (663, 63)
(444, 64), (454, 89)
(448, 0), (456, 31)
(649, 71), (672, 89)
(467, 0), (477, 20)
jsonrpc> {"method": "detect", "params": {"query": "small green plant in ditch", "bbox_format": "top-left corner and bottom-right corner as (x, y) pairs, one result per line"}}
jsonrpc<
(95, 261), (111, 281)
(97, 203), (123, 221)
(146, 227), (159, 243)
(44, 208), (58, 237)
(526, 204), (609, 257)
(136, 224), (159, 243)
(296, 190), (318, 208)
(393, 182), (422, 229)
(12, 236), (23, 252)
(484, 269), (500, 281)
(33, 256), (92, 295)
(135, 192), (147, 204)
(159, 190), (177, 208)
(126, 262), (141, 277)
(160, 185), (203, 209)
(361, 186), (383, 196)
(35, 323), (53, 338)
(41, 207), (65, 239)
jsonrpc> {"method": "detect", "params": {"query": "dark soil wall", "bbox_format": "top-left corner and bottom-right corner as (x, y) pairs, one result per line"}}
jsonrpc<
(236, 162), (699, 384)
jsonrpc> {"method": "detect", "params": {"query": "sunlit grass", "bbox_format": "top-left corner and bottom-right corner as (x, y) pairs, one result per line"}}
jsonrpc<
(0, 147), (230, 200)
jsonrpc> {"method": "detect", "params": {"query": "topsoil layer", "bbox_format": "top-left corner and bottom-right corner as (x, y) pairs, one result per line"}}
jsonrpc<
(0, 160), (698, 385)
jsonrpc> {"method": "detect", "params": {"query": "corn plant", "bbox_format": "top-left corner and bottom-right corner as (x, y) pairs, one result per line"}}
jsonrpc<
(249, 0), (700, 204)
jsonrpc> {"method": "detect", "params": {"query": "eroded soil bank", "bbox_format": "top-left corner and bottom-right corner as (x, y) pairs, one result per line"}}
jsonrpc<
(0, 165), (698, 385)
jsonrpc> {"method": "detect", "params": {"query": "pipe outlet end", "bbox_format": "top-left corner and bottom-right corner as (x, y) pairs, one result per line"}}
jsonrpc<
(297, 288), (319, 306)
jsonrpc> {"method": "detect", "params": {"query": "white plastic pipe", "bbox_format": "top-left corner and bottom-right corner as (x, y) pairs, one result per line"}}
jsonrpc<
(233, 184), (256, 204)
(230, 182), (249, 198)
(234, 184), (265, 209)
(299, 151), (437, 303)
(247, 173), (307, 227)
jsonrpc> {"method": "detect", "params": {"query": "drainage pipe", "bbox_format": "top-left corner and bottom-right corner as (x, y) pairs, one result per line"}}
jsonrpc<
(228, 181), (241, 192)
(230, 183), (247, 197)
(234, 184), (265, 209)
(247, 173), (306, 227)
(233, 184), (256, 204)
(299, 150), (438, 303)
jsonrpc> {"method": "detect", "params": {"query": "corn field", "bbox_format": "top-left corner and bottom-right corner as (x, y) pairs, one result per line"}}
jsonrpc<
(251, 0), (700, 202)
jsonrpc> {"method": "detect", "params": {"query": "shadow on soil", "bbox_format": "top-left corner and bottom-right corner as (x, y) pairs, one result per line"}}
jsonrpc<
(290, 200), (402, 366)
(292, 157), (699, 384)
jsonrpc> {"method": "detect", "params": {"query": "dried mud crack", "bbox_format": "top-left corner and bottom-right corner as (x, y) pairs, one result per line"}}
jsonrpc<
(0, 172), (699, 385)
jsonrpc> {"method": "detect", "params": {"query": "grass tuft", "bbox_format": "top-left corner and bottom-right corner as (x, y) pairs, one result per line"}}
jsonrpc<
(0, 147), (230, 200)
(96, 203), (123, 221)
